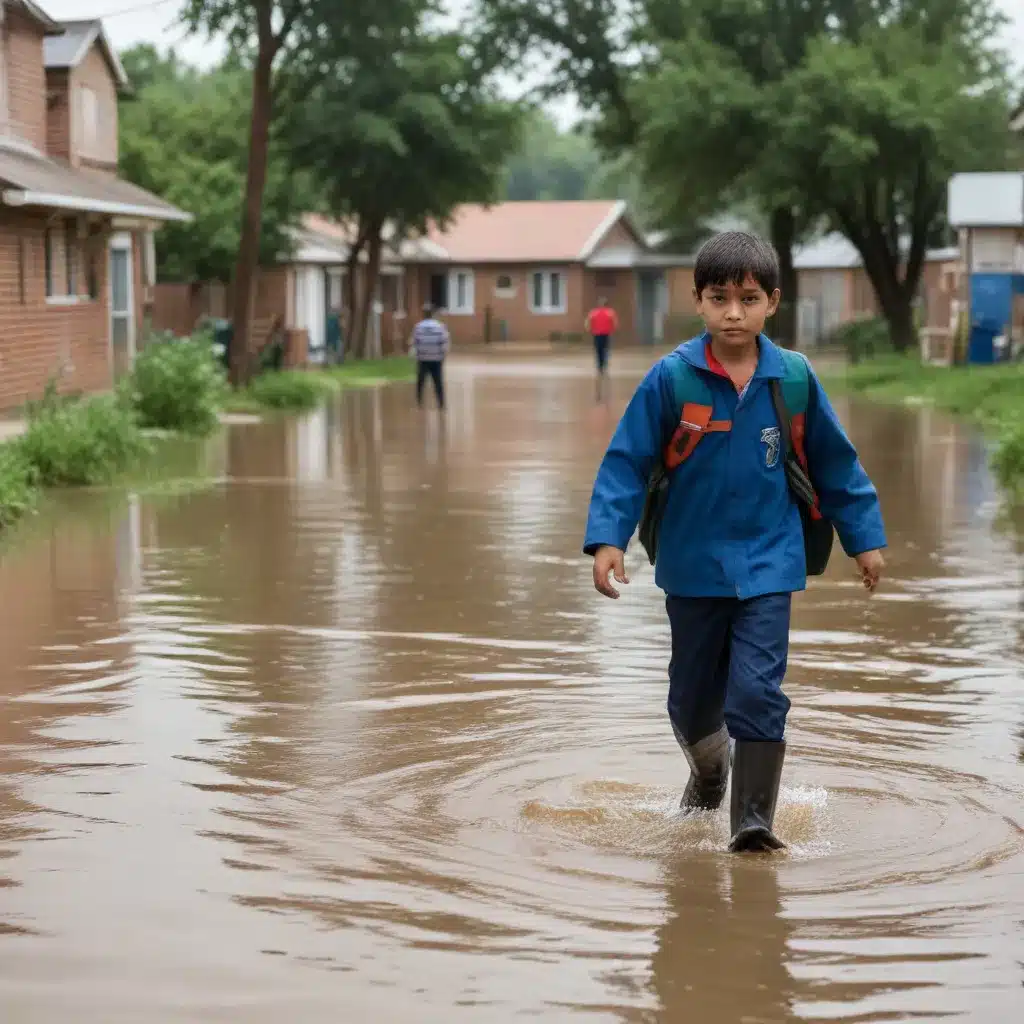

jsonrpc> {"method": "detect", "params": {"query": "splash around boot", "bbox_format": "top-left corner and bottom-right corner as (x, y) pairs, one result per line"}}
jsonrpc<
(583, 232), (887, 853)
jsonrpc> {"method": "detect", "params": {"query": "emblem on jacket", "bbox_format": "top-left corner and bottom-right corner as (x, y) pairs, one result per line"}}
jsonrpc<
(761, 427), (781, 468)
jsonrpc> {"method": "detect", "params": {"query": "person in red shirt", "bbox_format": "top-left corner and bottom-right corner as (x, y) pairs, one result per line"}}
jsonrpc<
(585, 298), (619, 399)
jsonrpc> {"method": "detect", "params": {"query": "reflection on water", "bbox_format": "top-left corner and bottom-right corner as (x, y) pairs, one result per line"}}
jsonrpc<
(0, 352), (1022, 1022)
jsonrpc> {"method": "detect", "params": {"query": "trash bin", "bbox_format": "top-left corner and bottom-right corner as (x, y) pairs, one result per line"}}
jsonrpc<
(968, 317), (1000, 364)
(326, 312), (343, 364)
(210, 318), (232, 368)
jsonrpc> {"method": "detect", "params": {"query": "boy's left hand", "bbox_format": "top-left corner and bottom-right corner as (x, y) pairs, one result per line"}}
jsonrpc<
(855, 549), (885, 591)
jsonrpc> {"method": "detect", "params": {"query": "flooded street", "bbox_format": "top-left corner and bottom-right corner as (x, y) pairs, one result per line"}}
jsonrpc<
(1, 350), (1022, 1022)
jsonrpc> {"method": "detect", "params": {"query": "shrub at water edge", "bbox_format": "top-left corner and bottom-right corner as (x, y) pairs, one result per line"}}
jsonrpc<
(246, 370), (338, 411)
(993, 424), (1024, 498)
(0, 442), (39, 531)
(19, 393), (150, 487)
(129, 332), (226, 435)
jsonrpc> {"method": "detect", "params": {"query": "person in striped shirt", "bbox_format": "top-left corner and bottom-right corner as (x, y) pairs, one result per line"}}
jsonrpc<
(410, 304), (450, 409)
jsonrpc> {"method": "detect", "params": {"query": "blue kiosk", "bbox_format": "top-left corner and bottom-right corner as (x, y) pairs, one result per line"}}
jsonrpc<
(947, 172), (1024, 364)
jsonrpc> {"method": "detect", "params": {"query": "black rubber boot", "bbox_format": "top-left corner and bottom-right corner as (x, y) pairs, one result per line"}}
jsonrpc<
(728, 740), (786, 852)
(674, 723), (730, 812)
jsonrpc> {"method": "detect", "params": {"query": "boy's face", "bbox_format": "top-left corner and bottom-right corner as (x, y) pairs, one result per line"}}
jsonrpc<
(694, 274), (780, 352)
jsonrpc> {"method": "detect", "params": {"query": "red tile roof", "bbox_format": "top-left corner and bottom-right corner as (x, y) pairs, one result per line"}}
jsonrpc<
(424, 200), (628, 263)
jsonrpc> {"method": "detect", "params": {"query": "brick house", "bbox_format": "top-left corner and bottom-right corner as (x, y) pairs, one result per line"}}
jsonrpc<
(402, 200), (679, 346)
(0, 3), (189, 411)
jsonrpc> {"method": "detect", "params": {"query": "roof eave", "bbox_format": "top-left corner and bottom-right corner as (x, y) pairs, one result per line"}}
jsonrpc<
(576, 199), (631, 262)
(2, 188), (193, 223)
(14, 1), (64, 34)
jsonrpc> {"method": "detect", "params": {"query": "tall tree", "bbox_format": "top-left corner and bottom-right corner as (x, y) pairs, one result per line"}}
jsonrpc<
(182, 0), (423, 384)
(769, 26), (1011, 350)
(286, 28), (521, 357)
(119, 53), (315, 282)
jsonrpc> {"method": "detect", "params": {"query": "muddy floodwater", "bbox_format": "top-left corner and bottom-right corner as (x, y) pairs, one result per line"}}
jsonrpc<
(1, 351), (1022, 1022)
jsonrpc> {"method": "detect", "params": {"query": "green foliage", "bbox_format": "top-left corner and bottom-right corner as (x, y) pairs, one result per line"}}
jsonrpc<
(19, 395), (150, 488)
(288, 27), (522, 237)
(827, 317), (894, 364)
(118, 53), (318, 281)
(129, 332), (227, 435)
(246, 371), (339, 411)
(993, 424), (1024, 498)
(0, 443), (39, 533)
(323, 357), (416, 385)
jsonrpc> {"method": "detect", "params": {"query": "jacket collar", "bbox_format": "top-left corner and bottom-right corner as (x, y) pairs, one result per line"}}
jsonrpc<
(674, 332), (786, 380)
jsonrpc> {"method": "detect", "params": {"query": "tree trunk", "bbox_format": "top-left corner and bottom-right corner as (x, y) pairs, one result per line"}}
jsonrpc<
(229, 6), (276, 388)
(769, 206), (797, 349)
(879, 293), (916, 353)
(356, 228), (384, 360)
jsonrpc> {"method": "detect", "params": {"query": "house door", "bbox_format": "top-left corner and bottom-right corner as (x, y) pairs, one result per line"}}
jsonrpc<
(109, 233), (135, 376)
(295, 266), (327, 363)
(797, 297), (821, 347)
(429, 272), (448, 311)
(820, 271), (846, 338)
(636, 271), (660, 345)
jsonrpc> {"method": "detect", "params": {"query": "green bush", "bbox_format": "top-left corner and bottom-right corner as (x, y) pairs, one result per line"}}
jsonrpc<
(0, 442), (39, 532)
(20, 393), (150, 487)
(129, 332), (226, 435)
(827, 317), (893, 364)
(246, 370), (338, 411)
(992, 423), (1024, 497)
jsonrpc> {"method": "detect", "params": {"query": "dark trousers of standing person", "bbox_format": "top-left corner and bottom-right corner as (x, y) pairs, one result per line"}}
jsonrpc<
(665, 593), (791, 851)
(593, 334), (610, 400)
(416, 359), (445, 409)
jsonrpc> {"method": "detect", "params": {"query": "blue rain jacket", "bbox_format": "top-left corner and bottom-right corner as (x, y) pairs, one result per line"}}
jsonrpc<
(583, 335), (887, 598)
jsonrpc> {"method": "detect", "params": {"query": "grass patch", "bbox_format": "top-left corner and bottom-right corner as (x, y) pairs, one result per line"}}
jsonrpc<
(224, 357), (415, 414)
(323, 355), (416, 387)
(823, 355), (1024, 500)
(246, 370), (339, 411)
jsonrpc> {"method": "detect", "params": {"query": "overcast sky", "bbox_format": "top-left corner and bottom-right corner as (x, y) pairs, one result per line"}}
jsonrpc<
(44, 0), (1024, 120)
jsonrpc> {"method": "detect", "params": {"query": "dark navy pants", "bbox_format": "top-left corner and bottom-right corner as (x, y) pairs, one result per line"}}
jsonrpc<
(416, 359), (444, 408)
(593, 334), (610, 373)
(666, 594), (791, 744)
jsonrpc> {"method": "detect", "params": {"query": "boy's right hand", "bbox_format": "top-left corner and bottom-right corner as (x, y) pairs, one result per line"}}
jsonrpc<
(593, 546), (629, 599)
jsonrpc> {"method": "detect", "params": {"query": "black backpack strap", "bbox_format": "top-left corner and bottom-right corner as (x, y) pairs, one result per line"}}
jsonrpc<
(770, 379), (816, 509)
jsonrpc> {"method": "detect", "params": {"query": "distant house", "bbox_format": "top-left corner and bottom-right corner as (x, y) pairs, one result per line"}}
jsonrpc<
(0, 4), (189, 411)
(793, 232), (960, 347)
(402, 200), (682, 346)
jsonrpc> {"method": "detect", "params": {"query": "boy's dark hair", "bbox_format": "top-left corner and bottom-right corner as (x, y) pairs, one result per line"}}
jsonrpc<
(693, 231), (780, 296)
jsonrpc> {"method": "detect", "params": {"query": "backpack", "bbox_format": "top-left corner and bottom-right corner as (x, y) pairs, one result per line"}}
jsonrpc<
(637, 349), (835, 574)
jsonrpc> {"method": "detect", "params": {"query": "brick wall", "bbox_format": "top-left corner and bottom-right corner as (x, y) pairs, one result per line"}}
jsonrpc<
(44, 67), (71, 161)
(70, 42), (119, 171)
(0, 209), (112, 410)
(5, 7), (47, 152)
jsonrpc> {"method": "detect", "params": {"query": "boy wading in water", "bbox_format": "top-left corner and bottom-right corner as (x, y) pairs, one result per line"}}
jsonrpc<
(583, 232), (886, 852)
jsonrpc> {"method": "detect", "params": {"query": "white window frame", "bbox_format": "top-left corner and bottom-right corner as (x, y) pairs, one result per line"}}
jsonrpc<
(109, 231), (136, 364)
(494, 272), (517, 298)
(446, 268), (474, 315)
(529, 269), (567, 315)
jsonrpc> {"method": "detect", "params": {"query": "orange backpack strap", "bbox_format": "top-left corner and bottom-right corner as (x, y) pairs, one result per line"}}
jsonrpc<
(662, 356), (730, 471)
